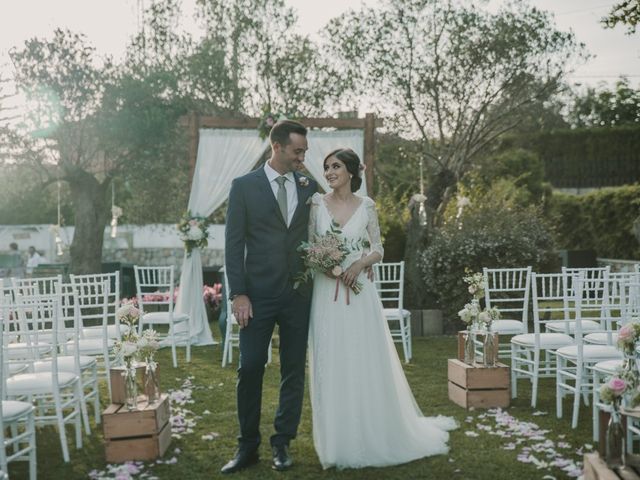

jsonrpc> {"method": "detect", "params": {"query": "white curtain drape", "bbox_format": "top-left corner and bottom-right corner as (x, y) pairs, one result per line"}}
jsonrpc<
(305, 130), (366, 195)
(175, 129), (269, 345)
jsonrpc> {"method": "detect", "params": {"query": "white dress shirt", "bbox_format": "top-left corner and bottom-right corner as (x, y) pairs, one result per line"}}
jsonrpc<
(264, 162), (298, 226)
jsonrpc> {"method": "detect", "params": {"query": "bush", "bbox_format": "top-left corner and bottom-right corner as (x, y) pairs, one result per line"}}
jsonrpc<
(418, 204), (556, 331)
(547, 184), (640, 259)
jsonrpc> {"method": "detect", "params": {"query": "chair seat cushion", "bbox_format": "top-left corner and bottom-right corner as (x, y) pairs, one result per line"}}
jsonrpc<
(490, 319), (525, 334)
(142, 312), (189, 324)
(7, 342), (52, 359)
(7, 372), (78, 395)
(67, 338), (115, 355)
(2, 400), (33, 421)
(82, 324), (130, 339)
(511, 333), (574, 349)
(8, 363), (29, 376)
(382, 308), (410, 319)
(33, 355), (97, 373)
(594, 359), (624, 374)
(546, 320), (601, 334)
(584, 332), (619, 345)
(556, 345), (623, 360)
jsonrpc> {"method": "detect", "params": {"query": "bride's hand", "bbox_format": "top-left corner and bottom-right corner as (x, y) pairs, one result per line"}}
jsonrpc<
(342, 260), (364, 287)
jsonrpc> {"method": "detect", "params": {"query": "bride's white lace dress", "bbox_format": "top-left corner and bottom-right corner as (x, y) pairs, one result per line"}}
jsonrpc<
(307, 193), (457, 470)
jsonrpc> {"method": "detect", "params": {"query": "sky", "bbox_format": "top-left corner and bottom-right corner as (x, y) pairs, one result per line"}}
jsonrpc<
(0, 0), (638, 98)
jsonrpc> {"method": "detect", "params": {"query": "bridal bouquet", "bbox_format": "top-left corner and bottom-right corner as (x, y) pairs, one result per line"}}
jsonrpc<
(294, 225), (367, 296)
(177, 211), (211, 256)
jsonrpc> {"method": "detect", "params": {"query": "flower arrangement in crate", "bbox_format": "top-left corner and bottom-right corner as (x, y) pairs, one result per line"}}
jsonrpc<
(113, 302), (161, 409)
(177, 211), (211, 257)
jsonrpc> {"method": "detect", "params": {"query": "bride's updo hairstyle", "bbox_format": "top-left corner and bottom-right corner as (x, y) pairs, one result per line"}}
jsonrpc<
(323, 148), (363, 193)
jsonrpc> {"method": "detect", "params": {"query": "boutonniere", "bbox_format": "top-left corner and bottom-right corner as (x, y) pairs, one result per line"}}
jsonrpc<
(298, 176), (309, 187)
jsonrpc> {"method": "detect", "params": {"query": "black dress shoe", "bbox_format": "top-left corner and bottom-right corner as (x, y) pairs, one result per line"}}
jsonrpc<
(220, 450), (259, 474)
(272, 445), (293, 471)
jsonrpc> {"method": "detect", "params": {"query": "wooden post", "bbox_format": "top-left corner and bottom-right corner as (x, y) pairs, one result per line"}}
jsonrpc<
(188, 111), (200, 183)
(364, 113), (375, 198)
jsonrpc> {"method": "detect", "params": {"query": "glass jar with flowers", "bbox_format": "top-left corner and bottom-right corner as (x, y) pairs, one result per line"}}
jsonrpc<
(113, 302), (142, 410)
(458, 302), (480, 365)
(600, 377), (628, 468)
(479, 307), (501, 367)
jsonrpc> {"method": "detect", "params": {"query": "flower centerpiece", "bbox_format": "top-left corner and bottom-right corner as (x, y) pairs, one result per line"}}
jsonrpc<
(600, 377), (629, 468)
(113, 302), (142, 410)
(295, 223), (370, 304)
(137, 328), (161, 405)
(479, 307), (501, 367)
(177, 211), (211, 257)
(458, 302), (481, 365)
(463, 269), (485, 301)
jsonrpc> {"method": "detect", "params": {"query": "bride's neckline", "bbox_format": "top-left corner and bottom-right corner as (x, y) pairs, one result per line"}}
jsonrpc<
(321, 194), (364, 230)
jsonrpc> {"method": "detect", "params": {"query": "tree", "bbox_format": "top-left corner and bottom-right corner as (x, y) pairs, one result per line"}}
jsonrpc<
(325, 0), (583, 224)
(602, 0), (640, 34)
(195, 0), (341, 116)
(567, 77), (640, 128)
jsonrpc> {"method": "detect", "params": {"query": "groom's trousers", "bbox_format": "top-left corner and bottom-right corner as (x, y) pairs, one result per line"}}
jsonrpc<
(236, 285), (311, 453)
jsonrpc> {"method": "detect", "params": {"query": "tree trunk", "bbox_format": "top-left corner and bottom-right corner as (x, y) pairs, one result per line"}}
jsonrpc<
(67, 171), (109, 274)
(403, 205), (431, 309)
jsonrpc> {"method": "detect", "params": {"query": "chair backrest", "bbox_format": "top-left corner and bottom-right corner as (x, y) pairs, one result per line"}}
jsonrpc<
(69, 276), (110, 336)
(11, 275), (61, 297)
(55, 282), (82, 360)
(623, 281), (640, 324)
(483, 267), (532, 327)
(573, 273), (618, 356)
(373, 261), (405, 311)
(2, 294), (62, 374)
(134, 266), (177, 315)
(531, 272), (574, 340)
(70, 272), (120, 327)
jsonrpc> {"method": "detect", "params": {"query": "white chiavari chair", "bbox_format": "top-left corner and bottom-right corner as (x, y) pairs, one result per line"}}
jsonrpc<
(3, 294), (84, 462)
(554, 272), (622, 428)
(134, 266), (190, 368)
(0, 288), (37, 480)
(373, 261), (411, 363)
(483, 267), (532, 358)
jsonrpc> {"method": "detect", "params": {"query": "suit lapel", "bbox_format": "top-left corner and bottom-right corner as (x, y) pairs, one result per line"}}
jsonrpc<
(290, 172), (309, 228)
(255, 168), (287, 228)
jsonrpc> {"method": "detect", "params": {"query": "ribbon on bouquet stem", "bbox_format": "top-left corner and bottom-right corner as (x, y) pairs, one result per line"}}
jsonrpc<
(333, 277), (351, 306)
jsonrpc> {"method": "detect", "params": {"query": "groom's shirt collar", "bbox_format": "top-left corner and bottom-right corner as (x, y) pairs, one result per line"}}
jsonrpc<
(264, 161), (295, 184)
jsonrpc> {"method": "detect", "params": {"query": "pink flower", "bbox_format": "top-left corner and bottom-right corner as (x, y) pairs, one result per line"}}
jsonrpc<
(608, 377), (627, 396)
(618, 324), (635, 343)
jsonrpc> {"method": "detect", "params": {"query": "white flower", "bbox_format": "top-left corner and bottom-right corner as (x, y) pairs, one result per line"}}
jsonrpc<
(458, 308), (472, 323)
(478, 311), (491, 323)
(187, 226), (204, 241)
(122, 341), (138, 357)
(298, 176), (309, 187)
(116, 303), (140, 322)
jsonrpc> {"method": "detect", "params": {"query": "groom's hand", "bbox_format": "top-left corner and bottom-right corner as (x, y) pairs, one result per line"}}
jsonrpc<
(232, 295), (253, 328)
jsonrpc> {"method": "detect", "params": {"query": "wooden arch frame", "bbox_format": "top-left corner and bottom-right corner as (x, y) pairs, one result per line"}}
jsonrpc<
(179, 112), (382, 196)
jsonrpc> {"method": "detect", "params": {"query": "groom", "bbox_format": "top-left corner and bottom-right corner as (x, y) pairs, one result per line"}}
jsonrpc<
(222, 120), (317, 474)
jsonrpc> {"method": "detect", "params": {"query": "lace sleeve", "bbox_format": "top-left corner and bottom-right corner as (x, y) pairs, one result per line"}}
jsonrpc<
(308, 193), (321, 242)
(365, 197), (384, 260)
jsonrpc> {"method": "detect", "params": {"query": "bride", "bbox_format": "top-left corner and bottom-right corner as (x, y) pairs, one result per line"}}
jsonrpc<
(307, 148), (457, 470)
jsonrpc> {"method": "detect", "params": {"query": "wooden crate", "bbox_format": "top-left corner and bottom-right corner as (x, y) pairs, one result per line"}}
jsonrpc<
(103, 393), (171, 463)
(109, 363), (160, 404)
(447, 358), (510, 409)
(584, 452), (640, 480)
(456, 330), (499, 364)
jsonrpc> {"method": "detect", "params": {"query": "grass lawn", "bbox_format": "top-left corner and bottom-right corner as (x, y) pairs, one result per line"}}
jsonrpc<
(10, 334), (594, 479)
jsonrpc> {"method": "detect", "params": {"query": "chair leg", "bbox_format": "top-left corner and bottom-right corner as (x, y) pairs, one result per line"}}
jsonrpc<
(556, 357), (563, 419)
(92, 364), (101, 425)
(510, 343), (518, 399)
(28, 411), (36, 480)
(78, 381), (91, 435)
(186, 322), (192, 363)
(54, 394), (71, 462)
(531, 349), (540, 408)
(572, 368), (582, 429)
(169, 322), (178, 368)
(593, 369), (600, 442)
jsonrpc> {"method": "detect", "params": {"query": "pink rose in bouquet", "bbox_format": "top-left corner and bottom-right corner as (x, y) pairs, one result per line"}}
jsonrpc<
(608, 377), (627, 396)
